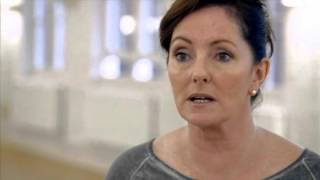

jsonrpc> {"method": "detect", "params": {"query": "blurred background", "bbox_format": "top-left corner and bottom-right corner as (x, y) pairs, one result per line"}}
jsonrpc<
(0, 0), (319, 179)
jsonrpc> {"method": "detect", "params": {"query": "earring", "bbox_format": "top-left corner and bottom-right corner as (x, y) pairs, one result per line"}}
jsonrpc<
(251, 90), (257, 96)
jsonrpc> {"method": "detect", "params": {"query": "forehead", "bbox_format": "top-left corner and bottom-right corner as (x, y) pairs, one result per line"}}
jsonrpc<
(171, 6), (243, 44)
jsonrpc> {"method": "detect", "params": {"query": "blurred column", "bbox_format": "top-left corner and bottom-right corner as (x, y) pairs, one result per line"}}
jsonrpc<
(64, 0), (94, 83)
(282, 1), (320, 151)
(63, 0), (96, 143)
(0, 0), (23, 121)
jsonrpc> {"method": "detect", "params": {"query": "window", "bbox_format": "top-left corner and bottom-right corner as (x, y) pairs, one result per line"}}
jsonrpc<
(1, 0), (23, 45)
(52, 0), (65, 71)
(264, 0), (286, 90)
(33, 0), (46, 71)
(91, 0), (170, 82)
(24, 0), (66, 73)
(105, 0), (122, 53)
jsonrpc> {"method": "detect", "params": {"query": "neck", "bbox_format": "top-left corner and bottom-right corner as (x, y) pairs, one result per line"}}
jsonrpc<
(182, 115), (260, 176)
(187, 117), (257, 152)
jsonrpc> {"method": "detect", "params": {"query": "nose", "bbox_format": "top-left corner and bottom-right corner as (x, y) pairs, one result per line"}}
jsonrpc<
(192, 74), (210, 83)
(191, 59), (211, 84)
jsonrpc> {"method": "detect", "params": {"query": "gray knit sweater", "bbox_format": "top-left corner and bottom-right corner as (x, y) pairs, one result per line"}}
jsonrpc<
(106, 139), (320, 180)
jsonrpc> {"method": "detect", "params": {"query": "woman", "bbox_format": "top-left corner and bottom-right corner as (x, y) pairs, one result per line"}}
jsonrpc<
(106, 0), (320, 179)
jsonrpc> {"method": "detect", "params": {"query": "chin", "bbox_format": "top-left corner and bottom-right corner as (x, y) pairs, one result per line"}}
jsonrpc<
(182, 113), (225, 128)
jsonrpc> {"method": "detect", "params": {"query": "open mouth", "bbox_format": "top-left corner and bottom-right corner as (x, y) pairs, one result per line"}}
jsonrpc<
(188, 94), (215, 104)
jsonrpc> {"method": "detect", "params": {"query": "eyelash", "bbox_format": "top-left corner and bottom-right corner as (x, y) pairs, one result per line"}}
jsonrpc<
(174, 50), (190, 62)
(172, 49), (233, 63)
(215, 51), (233, 62)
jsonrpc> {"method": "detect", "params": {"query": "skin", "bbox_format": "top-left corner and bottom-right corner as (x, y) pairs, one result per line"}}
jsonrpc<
(153, 6), (302, 180)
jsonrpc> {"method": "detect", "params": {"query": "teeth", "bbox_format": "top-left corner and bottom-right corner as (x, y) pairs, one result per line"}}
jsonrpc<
(189, 94), (214, 103)
(193, 99), (211, 103)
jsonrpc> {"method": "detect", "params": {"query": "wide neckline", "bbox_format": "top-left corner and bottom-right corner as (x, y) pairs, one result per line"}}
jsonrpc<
(148, 138), (194, 179)
(263, 149), (307, 179)
(148, 138), (307, 180)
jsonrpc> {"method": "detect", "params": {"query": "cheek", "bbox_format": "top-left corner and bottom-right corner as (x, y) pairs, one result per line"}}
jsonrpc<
(168, 66), (190, 102)
(168, 68), (183, 96)
(216, 69), (252, 99)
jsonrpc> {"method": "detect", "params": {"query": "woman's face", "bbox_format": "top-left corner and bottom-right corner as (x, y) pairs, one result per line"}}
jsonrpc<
(168, 6), (268, 127)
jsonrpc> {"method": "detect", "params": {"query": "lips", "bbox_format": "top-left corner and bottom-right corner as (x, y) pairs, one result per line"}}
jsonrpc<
(188, 93), (215, 103)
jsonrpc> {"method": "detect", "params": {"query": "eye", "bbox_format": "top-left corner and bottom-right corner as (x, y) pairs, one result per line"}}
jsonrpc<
(216, 51), (232, 62)
(175, 51), (190, 62)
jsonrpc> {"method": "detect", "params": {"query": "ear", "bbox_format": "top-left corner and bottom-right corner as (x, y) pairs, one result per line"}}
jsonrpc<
(251, 58), (270, 91)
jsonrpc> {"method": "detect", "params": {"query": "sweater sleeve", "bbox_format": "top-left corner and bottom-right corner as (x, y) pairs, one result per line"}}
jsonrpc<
(105, 142), (150, 180)
(303, 150), (320, 179)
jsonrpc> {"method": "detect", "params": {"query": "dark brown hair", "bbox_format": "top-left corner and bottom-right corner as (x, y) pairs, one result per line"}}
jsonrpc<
(159, 0), (274, 105)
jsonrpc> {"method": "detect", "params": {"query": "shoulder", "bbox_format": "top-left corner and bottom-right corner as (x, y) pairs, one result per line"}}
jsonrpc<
(105, 140), (153, 180)
(302, 149), (320, 178)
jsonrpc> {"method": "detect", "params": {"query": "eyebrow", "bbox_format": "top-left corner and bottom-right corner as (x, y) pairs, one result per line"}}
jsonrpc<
(171, 36), (237, 48)
(171, 36), (192, 44)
